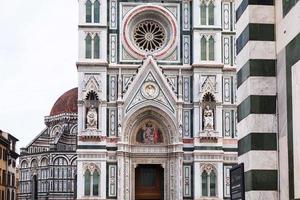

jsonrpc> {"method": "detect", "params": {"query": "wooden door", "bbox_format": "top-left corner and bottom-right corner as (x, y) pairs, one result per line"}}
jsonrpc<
(135, 165), (163, 200)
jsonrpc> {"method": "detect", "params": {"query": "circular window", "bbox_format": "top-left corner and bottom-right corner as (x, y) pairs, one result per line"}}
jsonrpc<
(122, 5), (178, 59)
(133, 20), (166, 52)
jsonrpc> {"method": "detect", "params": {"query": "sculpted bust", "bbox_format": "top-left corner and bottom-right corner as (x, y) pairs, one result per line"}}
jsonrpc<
(203, 105), (214, 130)
(86, 105), (97, 129)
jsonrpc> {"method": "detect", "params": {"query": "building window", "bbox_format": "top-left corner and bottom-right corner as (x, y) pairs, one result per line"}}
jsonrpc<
(208, 36), (215, 61)
(53, 157), (70, 192)
(85, 34), (92, 59)
(86, 0), (100, 23)
(200, 2), (206, 25)
(84, 170), (91, 196)
(86, 0), (92, 23)
(32, 175), (38, 200)
(94, 34), (100, 59)
(208, 2), (214, 25)
(210, 170), (216, 196)
(7, 189), (10, 200)
(94, 0), (100, 23)
(85, 34), (100, 59)
(201, 171), (208, 196)
(200, 0), (215, 26)
(200, 36), (215, 61)
(93, 170), (99, 196)
(201, 167), (217, 197)
(84, 167), (100, 196)
(201, 36), (207, 60)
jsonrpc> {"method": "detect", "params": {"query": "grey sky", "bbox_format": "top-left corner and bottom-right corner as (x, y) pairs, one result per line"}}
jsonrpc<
(0, 0), (78, 150)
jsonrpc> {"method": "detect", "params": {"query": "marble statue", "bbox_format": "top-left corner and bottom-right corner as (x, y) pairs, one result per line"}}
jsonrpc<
(204, 105), (214, 130)
(87, 105), (97, 129)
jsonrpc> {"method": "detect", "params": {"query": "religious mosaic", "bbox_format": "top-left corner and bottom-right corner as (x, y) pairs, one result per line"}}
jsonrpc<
(136, 122), (163, 144)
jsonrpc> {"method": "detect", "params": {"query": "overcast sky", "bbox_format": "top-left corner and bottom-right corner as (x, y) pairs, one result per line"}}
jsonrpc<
(0, 0), (78, 150)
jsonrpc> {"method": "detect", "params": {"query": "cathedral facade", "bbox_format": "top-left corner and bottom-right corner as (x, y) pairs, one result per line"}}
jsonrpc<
(18, 0), (238, 200)
(76, 0), (237, 200)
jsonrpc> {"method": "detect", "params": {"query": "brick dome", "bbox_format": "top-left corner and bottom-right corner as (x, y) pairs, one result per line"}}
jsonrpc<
(50, 88), (78, 116)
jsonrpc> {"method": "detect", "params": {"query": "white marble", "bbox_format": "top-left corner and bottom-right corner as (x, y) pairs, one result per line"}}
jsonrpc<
(275, 1), (300, 52)
(292, 62), (300, 198)
(239, 151), (278, 171)
(236, 41), (276, 70)
(237, 114), (277, 140)
(245, 191), (278, 200)
(237, 77), (277, 104)
(279, 135), (290, 200)
(236, 5), (275, 37)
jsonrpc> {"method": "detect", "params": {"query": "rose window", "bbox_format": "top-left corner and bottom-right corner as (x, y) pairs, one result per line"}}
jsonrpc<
(133, 20), (166, 52)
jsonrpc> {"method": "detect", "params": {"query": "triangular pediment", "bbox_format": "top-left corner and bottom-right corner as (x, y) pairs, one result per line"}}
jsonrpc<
(123, 56), (177, 115)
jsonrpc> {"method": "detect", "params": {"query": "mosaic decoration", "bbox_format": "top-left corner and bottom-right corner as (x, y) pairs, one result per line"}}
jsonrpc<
(136, 121), (163, 144)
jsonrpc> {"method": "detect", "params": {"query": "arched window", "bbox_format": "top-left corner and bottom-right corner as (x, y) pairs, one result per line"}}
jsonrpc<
(86, 0), (92, 23)
(31, 159), (38, 168)
(84, 166), (100, 197)
(32, 175), (38, 200)
(84, 170), (91, 196)
(93, 170), (99, 196)
(85, 34), (92, 59)
(94, 0), (100, 23)
(200, 1), (214, 26)
(201, 36), (215, 61)
(53, 157), (69, 192)
(200, 2), (207, 25)
(201, 171), (208, 196)
(7, 189), (10, 200)
(94, 34), (100, 59)
(208, 2), (214, 25)
(210, 170), (216, 196)
(201, 168), (217, 197)
(21, 160), (28, 168)
(201, 36), (207, 61)
(208, 36), (215, 61)
(40, 158), (48, 193)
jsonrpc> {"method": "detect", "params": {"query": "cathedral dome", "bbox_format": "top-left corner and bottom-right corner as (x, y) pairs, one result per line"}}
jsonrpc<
(50, 88), (78, 116)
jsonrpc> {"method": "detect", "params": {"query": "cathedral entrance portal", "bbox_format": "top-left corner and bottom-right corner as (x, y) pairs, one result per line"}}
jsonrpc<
(135, 164), (164, 200)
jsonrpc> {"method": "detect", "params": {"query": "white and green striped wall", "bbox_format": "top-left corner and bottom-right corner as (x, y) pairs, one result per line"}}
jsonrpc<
(235, 0), (278, 199)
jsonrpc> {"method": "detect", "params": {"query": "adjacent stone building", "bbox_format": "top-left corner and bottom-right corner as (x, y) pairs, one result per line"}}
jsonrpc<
(235, 0), (300, 199)
(18, 88), (78, 200)
(0, 130), (19, 200)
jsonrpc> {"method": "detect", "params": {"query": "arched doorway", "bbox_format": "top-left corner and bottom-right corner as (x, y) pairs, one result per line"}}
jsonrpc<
(119, 106), (183, 200)
(135, 164), (164, 200)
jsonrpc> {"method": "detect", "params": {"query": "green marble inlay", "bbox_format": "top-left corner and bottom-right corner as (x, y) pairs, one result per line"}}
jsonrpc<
(245, 170), (278, 191)
(285, 32), (300, 199)
(237, 59), (276, 88)
(237, 24), (275, 54)
(237, 95), (276, 122)
(236, 0), (274, 22)
(283, 0), (299, 16)
(238, 132), (277, 156)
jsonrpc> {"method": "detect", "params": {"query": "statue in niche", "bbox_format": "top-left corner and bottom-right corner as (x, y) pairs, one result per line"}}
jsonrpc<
(136, 122), (163, 144)
(86, 105), (97, 129)
(203, 105), (214, 130)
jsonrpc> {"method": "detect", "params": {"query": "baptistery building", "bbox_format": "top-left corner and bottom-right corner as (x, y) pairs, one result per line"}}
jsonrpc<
(76, 0), (237, 199)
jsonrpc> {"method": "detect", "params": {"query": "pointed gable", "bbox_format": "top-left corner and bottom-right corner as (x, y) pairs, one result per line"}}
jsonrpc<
(123, 56), (177, 115)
